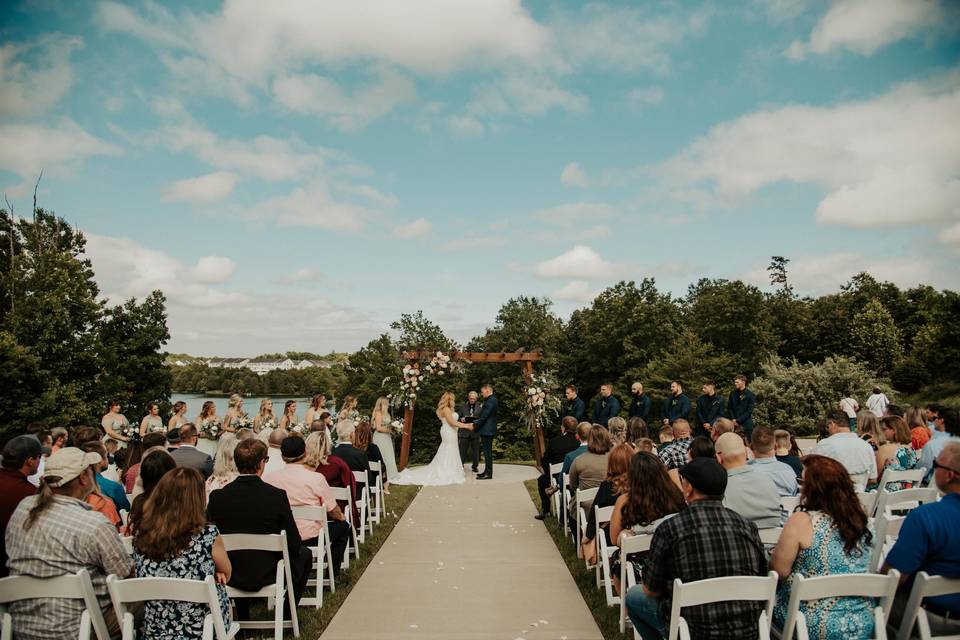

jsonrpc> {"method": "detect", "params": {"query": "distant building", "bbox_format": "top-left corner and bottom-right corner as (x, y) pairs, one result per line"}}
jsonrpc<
(196, 357), (335, 375)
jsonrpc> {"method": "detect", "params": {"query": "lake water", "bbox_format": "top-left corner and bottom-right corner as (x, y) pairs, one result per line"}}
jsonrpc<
(170, 393), (313, 421)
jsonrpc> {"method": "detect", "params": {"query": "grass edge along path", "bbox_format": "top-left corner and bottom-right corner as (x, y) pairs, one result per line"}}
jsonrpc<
(523, 478), (623, 640)
(254, 483), (421, 639)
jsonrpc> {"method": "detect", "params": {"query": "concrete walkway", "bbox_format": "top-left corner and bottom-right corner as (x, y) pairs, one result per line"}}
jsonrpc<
(321, 464), (603, 640)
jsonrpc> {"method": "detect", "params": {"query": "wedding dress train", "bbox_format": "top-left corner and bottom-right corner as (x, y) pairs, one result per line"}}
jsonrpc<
(392, 413), (465, 486)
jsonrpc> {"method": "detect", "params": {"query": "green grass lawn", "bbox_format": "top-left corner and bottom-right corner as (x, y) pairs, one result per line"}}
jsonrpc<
(523, 478), (624, 640)
(249, 483), (420, 638)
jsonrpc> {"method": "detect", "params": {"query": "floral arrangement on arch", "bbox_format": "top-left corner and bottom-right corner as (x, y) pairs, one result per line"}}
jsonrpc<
(386, 351), (462, 410)
(521, 372), (562, 435)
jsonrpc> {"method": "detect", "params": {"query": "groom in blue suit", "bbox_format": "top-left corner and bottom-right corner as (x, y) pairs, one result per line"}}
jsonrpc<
(473, 383), (498, 479)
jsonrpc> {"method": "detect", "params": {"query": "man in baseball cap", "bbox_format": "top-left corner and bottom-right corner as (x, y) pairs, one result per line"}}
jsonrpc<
(42, 447), (103, 488)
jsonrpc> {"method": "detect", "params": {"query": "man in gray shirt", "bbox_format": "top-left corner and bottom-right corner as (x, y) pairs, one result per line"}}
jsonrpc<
(716, 432), (783, 529)
(749, 427), (798, 496)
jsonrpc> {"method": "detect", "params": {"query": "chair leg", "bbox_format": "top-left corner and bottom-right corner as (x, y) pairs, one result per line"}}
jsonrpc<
(274, 592), (283, 640)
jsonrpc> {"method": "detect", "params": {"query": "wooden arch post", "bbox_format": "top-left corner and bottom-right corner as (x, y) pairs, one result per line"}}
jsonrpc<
(397, 350), (543, 470)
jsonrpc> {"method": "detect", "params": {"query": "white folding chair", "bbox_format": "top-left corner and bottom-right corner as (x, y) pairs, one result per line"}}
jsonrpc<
(780, 496), (800, 514)
(758, 528), (784, 547)
(859, 491), (880, 515)
(221, 531), (300, 639)
(352, 470), (371, 541)
(575, 486), (600, 556)
(777, 571), (899, 640)
(869, 511), (906, 573)
(593, 505), (619, 606)
(548, 463), (563, 525)
(121, 536), (134, 555)
(106, 574), (238, 640)
(875, 468), (927, 510)
(875, 487), (939, 519)
(896, 572), (960, 640)
(668, 571), (779, 640)
(560, 471), (571, 536)
(0, 569), (110, 640)
(618, 532), (654, 635)
(291, 505), (336, 606)
(368, 461), (384, 526)
(329, 486), (359, 565)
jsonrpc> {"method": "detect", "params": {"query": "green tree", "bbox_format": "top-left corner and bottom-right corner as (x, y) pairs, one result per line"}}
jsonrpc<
(849, 299), (903, 375)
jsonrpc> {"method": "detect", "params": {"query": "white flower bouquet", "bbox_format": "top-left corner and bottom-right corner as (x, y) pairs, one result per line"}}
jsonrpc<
(390, 419), (404, 435)
(289, 422), (307, 435)
(199, 419), (222, 440)
(234, 415), (253, 430)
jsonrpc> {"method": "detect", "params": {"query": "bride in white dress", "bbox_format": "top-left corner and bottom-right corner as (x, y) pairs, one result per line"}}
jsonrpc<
(393, 391), (474, 486)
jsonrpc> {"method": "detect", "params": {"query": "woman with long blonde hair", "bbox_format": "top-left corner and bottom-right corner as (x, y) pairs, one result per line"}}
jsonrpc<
(392, 391), (473, 486)
(308, 431), (358, 525)
(221, 393), (245, 434)
(253, 399), (276, 435)
(337, 395), (358, 424)
(371, 396), (399, 490)
(305, 393), (327, 426)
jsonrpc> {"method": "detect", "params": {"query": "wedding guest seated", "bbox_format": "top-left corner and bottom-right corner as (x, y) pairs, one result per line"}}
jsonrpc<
(658, 418), (693, 471)
(624, 457), (767, 640)
(657, 425), (674, 451)
(102, 439), (120, 481)
(610, 451), (686, 594)
(120, 438), (143, 493)
(127, 449), (177, 534)
(568, 425), (612, 520)
(774, 429), (803, 478)
(919, 407), (959, 484)
(771, 455), (876, 638)
(71, 425), (102, 447)
(170, 423), (214, 478)
(0, 436), (40, 578)
(535, 416), (580, 520)
(813, 410), (878, 490)
(334, 422), (370, 496)
(208, 439), (313, 619)
(308, 431), (359, 528)
(562, 422), (592, 474)
(858, 411), (883, 452)
(6, 447), (133, 638)
(265, 428), (288, 475)
(608, 417), (628, 447)
(582, 442), (634, 563)
(905, 406), (931, 451)
(875, 415), (920, 490)
(635, 438), (656, 453)
(133, 467), (232, 639)
(128, 432), (168, 498)
(626, 417), (648, 450)
(80, 441), (131, 512)
(352, 421), (383, 489)
(882, 442), (960, 631)
(716, 432), (783, 529)
(235, 428), (254, 441)
(165, 427), (181, 451)
(264, 436), (351, 577)
(667, 436), (714, 489)
(749, 427), (799, 496)
(206, 434), (239, 497)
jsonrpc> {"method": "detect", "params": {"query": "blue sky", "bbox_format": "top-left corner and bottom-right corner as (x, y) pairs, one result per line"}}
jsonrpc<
(2, 0), (959, 356)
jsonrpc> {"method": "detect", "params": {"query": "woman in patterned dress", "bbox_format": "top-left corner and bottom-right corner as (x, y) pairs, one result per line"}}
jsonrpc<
(876, 415), (920, 490)
(771, 455), (875, 639)
(132, 467), (231, 639)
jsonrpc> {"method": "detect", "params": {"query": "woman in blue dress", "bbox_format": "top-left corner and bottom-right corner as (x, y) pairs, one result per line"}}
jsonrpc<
(771, 454), (876, 639)
(132, 467), (232, 639)
(876, 415), (920, 490)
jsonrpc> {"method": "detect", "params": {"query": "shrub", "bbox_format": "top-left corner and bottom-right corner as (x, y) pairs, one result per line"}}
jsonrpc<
(751, 356), (893, 437)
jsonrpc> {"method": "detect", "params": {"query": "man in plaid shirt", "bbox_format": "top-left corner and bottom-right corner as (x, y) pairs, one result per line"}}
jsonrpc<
(625, 457), (767, 640)
(658, 419), (694, 470)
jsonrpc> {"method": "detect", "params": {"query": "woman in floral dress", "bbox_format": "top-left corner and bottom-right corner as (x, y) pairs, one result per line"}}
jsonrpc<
(133, 467), (231, 639)
(876, 415), (920, 490)
(772, 455), (875, 639)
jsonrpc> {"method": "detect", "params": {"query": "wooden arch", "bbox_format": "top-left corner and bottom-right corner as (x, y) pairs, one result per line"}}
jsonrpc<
(397, 350), (543, 470)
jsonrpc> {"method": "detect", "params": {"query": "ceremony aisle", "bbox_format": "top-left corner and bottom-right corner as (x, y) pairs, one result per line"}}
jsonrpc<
(321, 465), (603, 640)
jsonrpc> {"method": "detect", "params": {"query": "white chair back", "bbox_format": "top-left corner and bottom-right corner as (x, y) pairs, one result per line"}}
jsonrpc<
(351, 470), (371, 539)
(329, 486), (359, 564)
(779, 571), (899, 640)
(869, 512), (906, 573)
(106, 575), (237, 640)
(858, 491), (879, 515)
(668, 571), (779, 640)
(874, 487), (939, 518)
(121, 536), (134, 555)
(220, 531), (300, 639)
(758, 528), (783, 546)
(780, 496), (800, 513)
(895, 572), (960, 640)
(618, 532), (654, 635)
(575, 487), (600, 552)
(0, 569), (110, 640)
(594, 505), (618, 606)
(560, 472), (571, 535)
(290, 505), (336, 605)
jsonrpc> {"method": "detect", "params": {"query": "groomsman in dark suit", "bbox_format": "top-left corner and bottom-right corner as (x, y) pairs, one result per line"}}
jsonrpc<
(661, 380), (692, 426)
(535, 416), (580, 520)
(729, 374), (757, 442)
(562, 385), (586, 423)
(628, 382), (652, 421)
(592, 383), (620, 427)
(207, 439), (312, 620)
(695, 381), (725, 438)
(459, 391), (481, 473)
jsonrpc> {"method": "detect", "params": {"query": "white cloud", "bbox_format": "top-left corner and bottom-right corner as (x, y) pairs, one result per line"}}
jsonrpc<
(469, 73), (587, 117)
(628, 86), (665, 107)
(278, 268), (322, 284)
(253, 179), (382, 232)
(939, 223), (960, 246)
(534, 245), (620, 280)
(189, 256), (237, 284)
(536, 202), (619, 225)
(162, 171), (238, 204)
(446, 115), (485, 137)
(273, 67), (417, 130)
(659, 71), (960, 229)
(743, 252), (959, 293)
(551, 280), (598, 303)
(394, 218), (433, 239)
(581, 224), (611, 239)
(787, 0), (947, 60)
(561, 162), (588, 188)
(0, 34), (81, 119)
(0, 119), (121, 179)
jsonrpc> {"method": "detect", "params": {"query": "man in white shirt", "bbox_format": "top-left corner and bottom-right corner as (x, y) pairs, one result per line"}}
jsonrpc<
(748, 427), (798, 496)
(839, 395), (860, 429)
(865, 387), (889, 418)
(813, 410), (877, 490)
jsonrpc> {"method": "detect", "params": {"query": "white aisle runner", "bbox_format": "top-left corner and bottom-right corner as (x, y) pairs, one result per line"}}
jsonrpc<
(320, 466), (603, 640)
